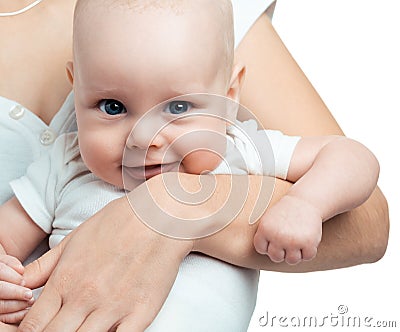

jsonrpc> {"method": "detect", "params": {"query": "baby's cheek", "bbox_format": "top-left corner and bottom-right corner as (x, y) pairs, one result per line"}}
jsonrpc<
(183, 150), (223, 174)
(170, 124), (227, 174)
(80, 144), (100, 174)
(79, 134), (109, 170)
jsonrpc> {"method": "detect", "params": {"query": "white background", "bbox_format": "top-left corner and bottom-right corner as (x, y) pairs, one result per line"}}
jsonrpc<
(248, 1), (399, 331)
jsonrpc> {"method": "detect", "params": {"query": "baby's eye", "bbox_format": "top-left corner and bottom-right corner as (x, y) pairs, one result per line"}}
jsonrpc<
(99, 99), (127, 115)
(165, 101), (192, 115)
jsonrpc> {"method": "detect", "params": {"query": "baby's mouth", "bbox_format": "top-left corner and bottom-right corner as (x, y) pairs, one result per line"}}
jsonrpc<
(124, 162), (179, 180)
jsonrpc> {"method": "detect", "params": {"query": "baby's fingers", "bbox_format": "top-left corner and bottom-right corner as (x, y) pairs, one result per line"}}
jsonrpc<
(266, 243), (285, 263)
(0, 281), (33, 301)
(0, 262), (24, 285)
(285, 249), (302, 265)
(0, 308), (29, 324)
(0, 298), (34, 315)
(253, 232), (269, 255)
(0, 257), (24, 275)
(301, 246), (318, 261)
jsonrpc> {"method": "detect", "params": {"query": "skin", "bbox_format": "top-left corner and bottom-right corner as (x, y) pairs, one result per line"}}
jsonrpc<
(0, 0), (389, 330)
(70, 0), (237, 188)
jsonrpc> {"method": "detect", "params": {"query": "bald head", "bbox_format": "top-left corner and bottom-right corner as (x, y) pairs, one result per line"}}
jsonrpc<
(73, 0), (235, 80)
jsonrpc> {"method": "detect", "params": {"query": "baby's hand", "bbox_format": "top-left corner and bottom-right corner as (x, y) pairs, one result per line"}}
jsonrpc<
(253, 195), (323, 265)
(0, 254), (34, 324)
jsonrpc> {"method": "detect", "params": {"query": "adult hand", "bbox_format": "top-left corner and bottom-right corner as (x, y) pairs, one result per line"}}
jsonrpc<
(19, 193), (193, 332)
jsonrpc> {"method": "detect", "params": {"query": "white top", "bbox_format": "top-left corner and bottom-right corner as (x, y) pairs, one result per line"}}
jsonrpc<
(232, 0), (275, 47)
(213, 119), (300, 179)
(0, 94), (77, 265)
(10, 133), (122, 248)
(1, 2), (276, 330)
(0, 93), (76, 204)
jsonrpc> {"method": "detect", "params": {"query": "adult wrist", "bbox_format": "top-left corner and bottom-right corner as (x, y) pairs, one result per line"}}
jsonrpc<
(126, 174), (195, 257)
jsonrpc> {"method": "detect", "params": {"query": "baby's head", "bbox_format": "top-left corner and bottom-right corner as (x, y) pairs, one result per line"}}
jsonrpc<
(68, 0), (245, 187)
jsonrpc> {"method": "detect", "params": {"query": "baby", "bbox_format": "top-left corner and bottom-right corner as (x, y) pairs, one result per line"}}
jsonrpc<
(0, 0), (379, 327)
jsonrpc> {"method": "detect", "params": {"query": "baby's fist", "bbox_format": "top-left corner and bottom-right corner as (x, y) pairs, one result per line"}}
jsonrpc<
(254, 195), (323, 265)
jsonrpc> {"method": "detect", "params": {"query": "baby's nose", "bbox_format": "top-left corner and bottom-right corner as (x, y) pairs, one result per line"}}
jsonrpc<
(126, 113), (166, 150)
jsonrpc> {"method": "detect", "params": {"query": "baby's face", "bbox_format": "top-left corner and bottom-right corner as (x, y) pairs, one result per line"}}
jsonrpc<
(71, 2), (237, 187)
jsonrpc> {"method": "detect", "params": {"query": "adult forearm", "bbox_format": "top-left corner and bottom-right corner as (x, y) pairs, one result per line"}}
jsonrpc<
(194, 181), (389, 272)
(138, 173), (388, 271)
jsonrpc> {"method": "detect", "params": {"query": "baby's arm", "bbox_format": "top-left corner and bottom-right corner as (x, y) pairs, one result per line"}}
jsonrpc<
(254, 135), (380, 265)
(0, 197), (47, 323)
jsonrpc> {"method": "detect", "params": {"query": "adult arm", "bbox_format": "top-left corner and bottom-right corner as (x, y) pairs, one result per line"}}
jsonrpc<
(19, 174), (387, 331)
(231, 12), (389, 266)
(194, 178), (388, 272)
(124, 168), (388, 273)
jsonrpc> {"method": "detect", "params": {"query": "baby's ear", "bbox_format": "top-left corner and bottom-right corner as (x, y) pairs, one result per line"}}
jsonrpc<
(66, 61), (74, 85)
(226, 63), (246, 103)
(226, 63), (245, 122)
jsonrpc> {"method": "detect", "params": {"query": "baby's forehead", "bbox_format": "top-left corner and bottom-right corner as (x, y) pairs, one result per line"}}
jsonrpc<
(76, 2), (221, 41)
(74, 0), (234, 78)
(76, 1), (231, 46)
(75, 0), (229, 15)
(75, 0), (232, 31)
